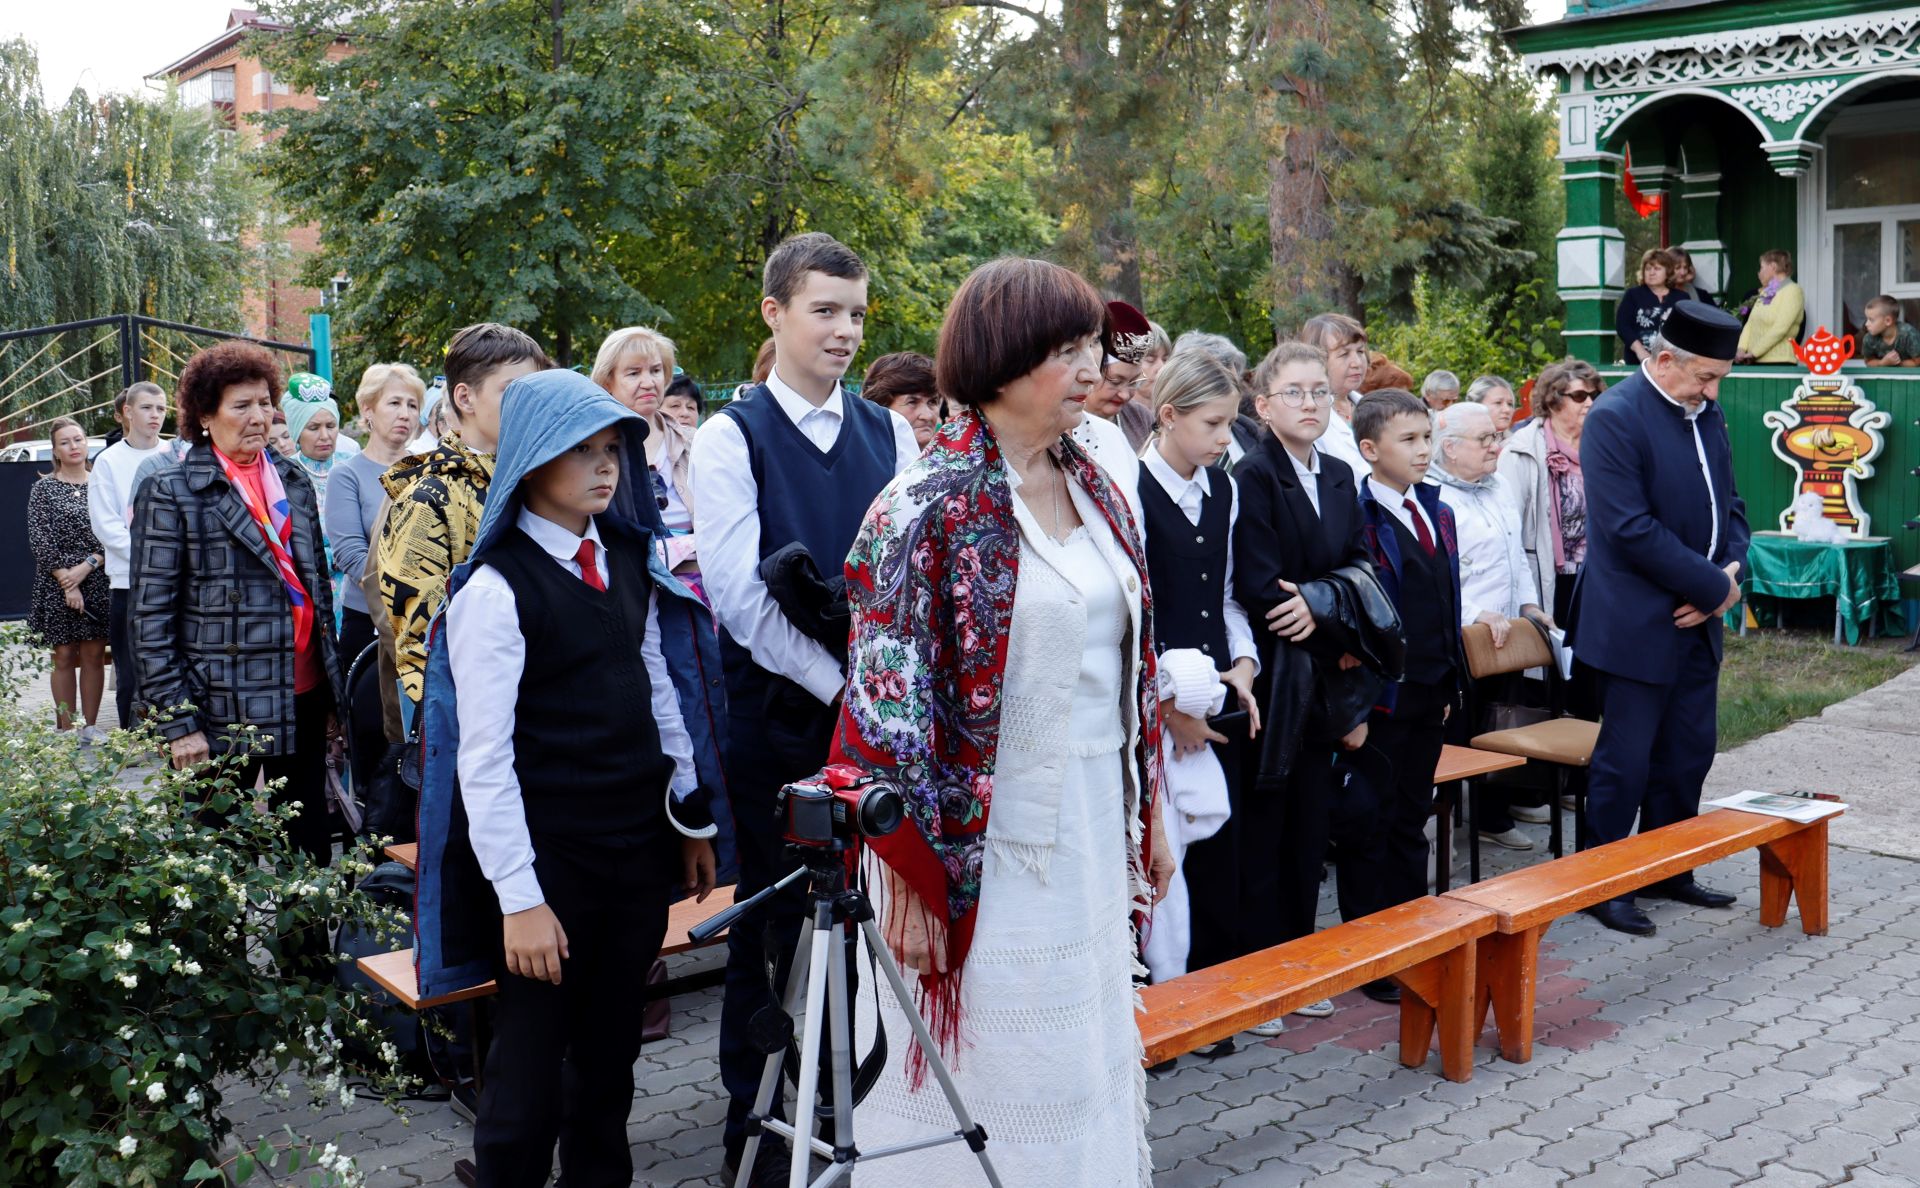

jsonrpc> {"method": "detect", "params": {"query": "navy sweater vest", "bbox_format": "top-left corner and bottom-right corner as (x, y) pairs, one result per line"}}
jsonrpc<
(715, 384), (896, 699)
(1140, 469), (1231, 663)
(486, 524), (672, 839)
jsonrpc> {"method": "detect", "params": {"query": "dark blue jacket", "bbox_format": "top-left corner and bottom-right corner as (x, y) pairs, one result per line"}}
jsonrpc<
(1568, 367), (1750, 685)
(413, 370), (728, 1000)
(1357, 478), (1463, 717)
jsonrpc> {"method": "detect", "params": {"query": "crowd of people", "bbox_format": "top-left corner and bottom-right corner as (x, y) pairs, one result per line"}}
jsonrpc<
(19, 232), (1759, 1188)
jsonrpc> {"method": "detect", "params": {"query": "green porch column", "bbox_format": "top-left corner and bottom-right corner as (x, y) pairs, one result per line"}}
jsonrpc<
(1675, 169), (1728, 298)
(1556, 154), (1626, 365)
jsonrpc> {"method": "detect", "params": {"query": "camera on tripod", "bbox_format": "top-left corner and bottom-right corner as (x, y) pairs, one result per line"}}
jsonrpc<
(778, 764), (905, 848)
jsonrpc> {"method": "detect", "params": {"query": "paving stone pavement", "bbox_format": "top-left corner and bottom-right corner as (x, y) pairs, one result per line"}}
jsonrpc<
(224, 832), (1920, 1187)
(20, 649), (1918, 1184)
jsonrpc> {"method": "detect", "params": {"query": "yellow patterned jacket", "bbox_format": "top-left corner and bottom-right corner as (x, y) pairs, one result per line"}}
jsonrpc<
(376, 433), (495, 704)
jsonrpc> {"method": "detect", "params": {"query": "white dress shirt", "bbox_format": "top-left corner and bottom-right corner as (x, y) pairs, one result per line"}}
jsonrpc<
(1318, 409), (1370, 480)
(1369, 476), (1439, 547)
(446, 508), (698, 913)
(1643, 363), (1720, 561)
(1435, 474), (1539, 626)
(690, 366), (920, 704)
(1286, 443), (1323, 518)
(1141, 444), (1259, 668)
(88, 439), (167, 588)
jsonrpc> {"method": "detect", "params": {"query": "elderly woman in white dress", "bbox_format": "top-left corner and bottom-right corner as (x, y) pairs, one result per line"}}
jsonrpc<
(830, 257), (1174, 1186)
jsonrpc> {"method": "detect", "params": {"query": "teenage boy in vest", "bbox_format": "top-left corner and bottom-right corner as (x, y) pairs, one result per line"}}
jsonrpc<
(378, 323), (552, 712)
(420, 368), (723, 1188)
(89, 381), (170, 727)
(690, 232), (920, 1182)
(1350, 388), (1464, 1003)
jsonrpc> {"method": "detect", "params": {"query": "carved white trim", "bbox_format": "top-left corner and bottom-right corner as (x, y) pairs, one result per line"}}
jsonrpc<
(1525, 7), (1920, 77)
(1591, 94), (1638, 137)
(1729, 78), (1843, 123)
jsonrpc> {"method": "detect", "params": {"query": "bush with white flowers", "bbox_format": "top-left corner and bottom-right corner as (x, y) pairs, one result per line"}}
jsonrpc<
(0, 667), (412, 1187)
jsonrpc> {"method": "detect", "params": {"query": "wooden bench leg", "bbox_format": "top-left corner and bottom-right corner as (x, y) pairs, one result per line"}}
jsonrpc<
(1759, 820), (1830, 936)
(1395, 937), (1478, 1083)
(1478, 927), (1541, 1065)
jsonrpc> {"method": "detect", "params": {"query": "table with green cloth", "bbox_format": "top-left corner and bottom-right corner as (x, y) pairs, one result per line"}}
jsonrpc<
(1736, 531), (1907, 645)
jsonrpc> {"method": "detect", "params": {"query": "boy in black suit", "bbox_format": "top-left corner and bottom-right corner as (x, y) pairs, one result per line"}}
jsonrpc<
(1351, 389), (1465, 1001)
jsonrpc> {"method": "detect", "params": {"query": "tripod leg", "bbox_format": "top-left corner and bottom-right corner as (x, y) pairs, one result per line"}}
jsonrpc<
(857, 917), (1005, 1188)
(825, 919), (858, 1165)
(739, 924), (815, 1188)
(789, 902), (837, 1188)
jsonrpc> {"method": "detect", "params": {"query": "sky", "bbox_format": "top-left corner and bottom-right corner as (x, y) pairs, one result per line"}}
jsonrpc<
(8, 0), (245, 101)
(8, 0), (1570, 101)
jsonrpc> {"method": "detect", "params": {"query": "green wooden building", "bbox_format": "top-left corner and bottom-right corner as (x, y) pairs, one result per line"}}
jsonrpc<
(1509, 0), (1920, 576)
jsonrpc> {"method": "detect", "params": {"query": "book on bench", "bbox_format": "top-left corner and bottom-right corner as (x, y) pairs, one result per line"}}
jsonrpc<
(1704, 789), (1847, 824)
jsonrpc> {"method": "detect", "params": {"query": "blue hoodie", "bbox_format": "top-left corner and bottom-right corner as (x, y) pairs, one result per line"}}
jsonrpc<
(412, 368), (728, 999)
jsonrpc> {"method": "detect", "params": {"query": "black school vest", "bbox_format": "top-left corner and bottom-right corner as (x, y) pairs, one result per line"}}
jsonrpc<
(1140, 468), (1231, 663)
(486, 524), (672, 838)
(715, 385), (897, 703)
(1389, 513), (1457, 686)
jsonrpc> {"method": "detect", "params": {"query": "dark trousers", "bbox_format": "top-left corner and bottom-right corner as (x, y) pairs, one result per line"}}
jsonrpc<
(1342, 680), (1450, 920)
(224, 687), (336, 868)
(475, 836), (672, 1188)
(1585, 630), (1719, 899)
(718, 688), (837, 1158)
(109, 587), (136, 728)
(1466, 672), (1526, 835)
(338, 607), (377, 677)
(1233, 744), (1337, 955)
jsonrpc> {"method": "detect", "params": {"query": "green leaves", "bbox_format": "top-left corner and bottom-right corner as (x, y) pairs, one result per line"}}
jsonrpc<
(0, 45), (256, 429)
(0, 704), (410, 1187)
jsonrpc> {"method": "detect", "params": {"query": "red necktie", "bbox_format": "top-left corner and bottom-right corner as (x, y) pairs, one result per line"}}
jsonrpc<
(1403, 498), (1436, 557)
(574, 539), (606, 591)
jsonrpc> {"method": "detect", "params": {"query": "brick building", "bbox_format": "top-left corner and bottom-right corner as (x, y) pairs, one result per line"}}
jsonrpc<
(148, 8), (348, 343)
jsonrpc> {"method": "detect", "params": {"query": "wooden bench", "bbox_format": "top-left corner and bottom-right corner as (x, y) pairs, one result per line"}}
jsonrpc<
(356, 882), (738, 1010)
(1138, 896), (1497, 1082)
(1442, 807), (1837, 1064)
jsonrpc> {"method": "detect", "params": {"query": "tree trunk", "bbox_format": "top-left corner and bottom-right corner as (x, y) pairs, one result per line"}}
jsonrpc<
(1265, 0), (1348, 328)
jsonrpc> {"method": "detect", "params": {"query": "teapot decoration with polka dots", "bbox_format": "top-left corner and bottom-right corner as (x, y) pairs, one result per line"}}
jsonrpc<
(1763, 328), (1887, 536)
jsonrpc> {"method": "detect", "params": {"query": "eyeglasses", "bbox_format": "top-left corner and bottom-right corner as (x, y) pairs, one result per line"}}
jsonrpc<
(1466, 432), (1502, 450)
(1561, 387), (1598, 403)
(1266, 386), (1334, 408)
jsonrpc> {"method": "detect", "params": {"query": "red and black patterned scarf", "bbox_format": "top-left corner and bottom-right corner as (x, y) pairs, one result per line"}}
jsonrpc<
(829, 406), (1164, 1053)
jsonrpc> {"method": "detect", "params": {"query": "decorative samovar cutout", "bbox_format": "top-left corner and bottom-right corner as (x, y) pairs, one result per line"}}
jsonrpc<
(1761, 328), (1889, 536)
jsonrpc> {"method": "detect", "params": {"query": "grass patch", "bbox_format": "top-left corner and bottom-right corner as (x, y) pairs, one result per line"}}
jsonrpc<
(1718, 631), (1914, 750)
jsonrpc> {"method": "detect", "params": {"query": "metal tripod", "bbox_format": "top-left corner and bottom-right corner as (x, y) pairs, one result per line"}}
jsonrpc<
(699, 852), (1003, 1188)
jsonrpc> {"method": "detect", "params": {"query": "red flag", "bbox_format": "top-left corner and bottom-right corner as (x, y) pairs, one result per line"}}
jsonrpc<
(1623, 145), (1662, 219)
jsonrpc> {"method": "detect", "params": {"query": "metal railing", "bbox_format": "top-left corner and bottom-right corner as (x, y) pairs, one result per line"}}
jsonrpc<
(0, 315), (315, 441)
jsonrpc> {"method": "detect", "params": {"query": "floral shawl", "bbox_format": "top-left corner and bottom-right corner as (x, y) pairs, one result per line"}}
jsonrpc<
(829, 406), (1164, 1041)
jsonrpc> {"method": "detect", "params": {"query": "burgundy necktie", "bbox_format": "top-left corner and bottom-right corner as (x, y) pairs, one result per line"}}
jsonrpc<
(1403, 498), (1436, 557)
(574, 540), (606, 591)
